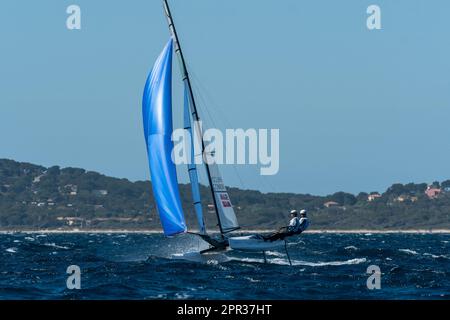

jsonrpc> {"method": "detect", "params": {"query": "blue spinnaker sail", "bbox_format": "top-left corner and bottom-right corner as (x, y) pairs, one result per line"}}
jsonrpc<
(184, 84), (206, 234)
(142, 39), (187, 236)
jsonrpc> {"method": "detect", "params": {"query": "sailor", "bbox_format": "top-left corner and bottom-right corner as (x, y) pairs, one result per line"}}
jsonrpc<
(298, 209), (310, 233)
(264, 209), (309, 242)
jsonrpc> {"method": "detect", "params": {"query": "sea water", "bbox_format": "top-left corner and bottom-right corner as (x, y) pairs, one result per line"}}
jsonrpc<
(0, 232), (449, 299)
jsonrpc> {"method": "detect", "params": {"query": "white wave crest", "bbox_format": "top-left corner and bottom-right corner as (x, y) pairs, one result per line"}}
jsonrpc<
(175, 292), (192, 299)
(233, 257), (367, 267)
(43, 243), (70, 250)
(399, 249), (419, 255)
(266, 251), (285, 257)
(244, 277), (261, 283)
(423, 253), (449, 259)
(288, 258), (367, 267)
(172, 251), (230, 264)
(231, 257), (264, 264)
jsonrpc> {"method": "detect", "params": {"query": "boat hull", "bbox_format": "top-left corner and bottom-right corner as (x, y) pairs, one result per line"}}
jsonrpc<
(228, 235), (285, 252)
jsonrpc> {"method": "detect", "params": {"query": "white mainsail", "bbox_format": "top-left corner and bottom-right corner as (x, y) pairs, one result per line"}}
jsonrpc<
(208, 163), (239, 233)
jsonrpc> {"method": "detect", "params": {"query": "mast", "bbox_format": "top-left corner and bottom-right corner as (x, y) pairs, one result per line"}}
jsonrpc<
(162, 0), (225, 235)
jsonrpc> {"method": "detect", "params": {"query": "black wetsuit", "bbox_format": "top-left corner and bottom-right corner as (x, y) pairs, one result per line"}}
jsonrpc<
(264, 217), (309, 242)
(265, 229), (296, 241)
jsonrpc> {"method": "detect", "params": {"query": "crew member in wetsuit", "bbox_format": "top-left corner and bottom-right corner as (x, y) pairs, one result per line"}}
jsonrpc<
(264, 209), (309, 242)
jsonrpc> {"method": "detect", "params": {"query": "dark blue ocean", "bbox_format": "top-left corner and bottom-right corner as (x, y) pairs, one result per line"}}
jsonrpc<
(0, 232), (449, 299)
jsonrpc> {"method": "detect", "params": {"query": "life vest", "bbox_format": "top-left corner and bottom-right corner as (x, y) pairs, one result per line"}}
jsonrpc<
(298, 218), (309, 232)
(288, 217), (301, 232)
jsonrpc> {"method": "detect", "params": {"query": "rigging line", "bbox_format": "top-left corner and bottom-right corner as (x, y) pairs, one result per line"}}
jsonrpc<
(188, 64), (268, 195)
(232, 166), (246, 190)
(181, 67), (213, 125)
(190, 79), (218, 132)
(190, 79), (246, 191)
(189, 71), (276, 193)
(189, 69), (235, 130)
(180, 66), (216, 186)
(258, 173), (279, 193)
(186, 84), (217, 189)
(193, 81), (245, 189)
(189, 74), (246, 181)
(192, 73), (278, 194)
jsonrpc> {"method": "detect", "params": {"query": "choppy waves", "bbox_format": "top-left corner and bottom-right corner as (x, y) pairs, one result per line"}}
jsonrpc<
(0, 232), (449, 299)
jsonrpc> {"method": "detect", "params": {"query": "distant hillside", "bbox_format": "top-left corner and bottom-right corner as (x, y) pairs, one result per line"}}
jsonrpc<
(1, 159), (450, 230)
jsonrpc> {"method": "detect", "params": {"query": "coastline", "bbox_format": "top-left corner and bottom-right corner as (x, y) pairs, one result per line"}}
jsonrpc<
(0, 229), (449, 234)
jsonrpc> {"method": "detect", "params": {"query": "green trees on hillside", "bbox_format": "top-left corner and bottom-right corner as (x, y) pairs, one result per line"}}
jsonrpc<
(1, 159), (450, 230)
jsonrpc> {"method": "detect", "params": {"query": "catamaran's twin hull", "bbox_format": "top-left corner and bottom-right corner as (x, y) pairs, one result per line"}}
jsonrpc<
(228, 235), (285, 252)
(194, 233), (285, 252)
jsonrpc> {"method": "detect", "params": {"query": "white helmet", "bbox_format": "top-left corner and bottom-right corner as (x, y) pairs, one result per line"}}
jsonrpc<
(290, 209), (298, 216)
(300, 209), (307, 216)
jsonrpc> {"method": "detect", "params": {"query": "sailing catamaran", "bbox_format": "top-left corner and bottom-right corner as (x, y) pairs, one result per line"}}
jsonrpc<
(142, 0), (290, 260)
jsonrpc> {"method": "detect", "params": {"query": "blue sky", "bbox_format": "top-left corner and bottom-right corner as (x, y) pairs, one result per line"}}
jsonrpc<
(1, 0), (449, 195)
